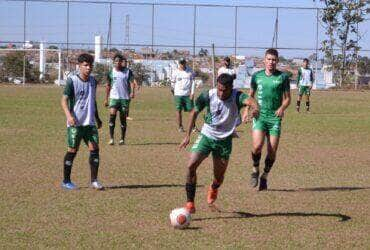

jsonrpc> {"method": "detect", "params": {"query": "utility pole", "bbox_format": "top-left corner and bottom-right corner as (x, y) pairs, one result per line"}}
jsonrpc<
(125, 14), (130, 50)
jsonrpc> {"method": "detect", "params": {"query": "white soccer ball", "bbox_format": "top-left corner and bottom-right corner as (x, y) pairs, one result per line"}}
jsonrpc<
(169, 207), (191, 229)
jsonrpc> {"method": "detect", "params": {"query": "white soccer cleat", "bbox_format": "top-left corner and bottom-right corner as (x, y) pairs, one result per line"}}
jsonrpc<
(108, 139), (114, 145)
(118, 139), (125, 145)
(91, 180), (104, 190)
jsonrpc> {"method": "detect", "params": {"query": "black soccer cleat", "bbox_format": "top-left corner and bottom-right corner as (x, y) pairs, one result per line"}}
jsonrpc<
(258, 177), (268, 191)
(250, 172), (259, 188)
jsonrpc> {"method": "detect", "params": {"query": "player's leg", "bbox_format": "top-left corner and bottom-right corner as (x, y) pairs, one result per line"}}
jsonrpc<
(208, 156), (228, 204)
(305, 90), (310, 112)
(250, 119), (266, 188)
(174, 96), (184, 132)
(118, 100), (129, 145)
(259, 131), (280, 191)
(62, 127), (81, 190)
(86, 126), (103, 190)
(184, 96), (198, 132)
(185, 133), (211, 213)
(296, 88), (303, 112)
(207, 136), (232, 204)
(108, 100), (118, 144)
(185, 152), (208, 213)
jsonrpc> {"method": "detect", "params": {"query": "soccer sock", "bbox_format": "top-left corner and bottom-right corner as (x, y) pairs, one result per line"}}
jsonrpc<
(63, 152), (76, 183)
(89, 149), (100, 182)
(211, 180), (221, 190)
(306, 101), (310, 111)
(109, 114), (116, 139)
(296, 100), (301, 108)
(119, 113), (127, 140)
(262, 157), (275, 179)
(251, 152), (261, 173)
(185, 183), (196, 202)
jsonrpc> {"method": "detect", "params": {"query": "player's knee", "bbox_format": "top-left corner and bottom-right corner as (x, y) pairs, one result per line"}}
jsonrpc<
(89, 149), (100, 167)
(109, 114), (116, 127)
(64, 151), (76, 167)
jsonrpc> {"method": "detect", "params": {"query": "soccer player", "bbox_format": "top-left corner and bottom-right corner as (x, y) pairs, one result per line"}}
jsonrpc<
(179, 74), (258, 213)
(218, 56), (241, 138)
(61, 53), (103, 190)
(171, 58), (195, 132)
(296, 58), (314, 112)
(104, 54), (135, 145)
(249, 48), (291, 191)
(217, 56), (237, 80)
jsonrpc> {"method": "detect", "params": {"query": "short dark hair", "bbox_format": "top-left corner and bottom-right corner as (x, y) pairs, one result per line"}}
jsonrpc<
(265, 48), (279, 58)
(303, 58), (309, 63)
(113, 53), (126, 61)
(179, 58), (186, 66)
(224, 56), (231, 63)
(217, 73), (234, 88)
(77, 53), (94, 65)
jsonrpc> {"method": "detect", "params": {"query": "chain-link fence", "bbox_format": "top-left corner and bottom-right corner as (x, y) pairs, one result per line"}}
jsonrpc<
(0, 0), (369, 87)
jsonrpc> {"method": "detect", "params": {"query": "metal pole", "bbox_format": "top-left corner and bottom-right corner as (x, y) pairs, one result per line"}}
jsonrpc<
(275, 8), (279, 48)
(193, 5), (196, 71)
(234, 6), (238, 57)
(58, 49), (62, 85)
(66, 0), (70, 71)
(193, 5), (196, 58)
(355, 21), (359, 90)
(315, 8), (319, 88)
(23, 0), (26, 85)
(107, 3), (112, 51)
(151, 4), (155, 53)
(212, 43), (216, 88)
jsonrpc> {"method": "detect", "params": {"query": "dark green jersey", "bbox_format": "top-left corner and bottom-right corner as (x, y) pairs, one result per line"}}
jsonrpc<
(251, 70), (290, 117)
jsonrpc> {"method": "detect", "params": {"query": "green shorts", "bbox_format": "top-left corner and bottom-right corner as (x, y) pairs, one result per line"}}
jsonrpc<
(298, 86), (311, 96)
(109, 98), (130, 113)
(67, 125), (99, 149)
(252, 116), (282, 137)
(174, 95), (194, 112)
(191, 133), (232, 160)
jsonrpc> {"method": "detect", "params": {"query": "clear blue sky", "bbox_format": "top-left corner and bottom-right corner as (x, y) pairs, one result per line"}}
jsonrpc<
(0, 0), (369, 58)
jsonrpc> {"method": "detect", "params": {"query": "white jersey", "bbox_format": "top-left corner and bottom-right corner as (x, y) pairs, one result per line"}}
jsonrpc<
(171, 67), (195, 96)
(108, 68), (133, 100)
(218, 66), (236, 77)
(198, 89), (246, 140)
(64, 75), (97, 127)
(298, 67), (313, 86)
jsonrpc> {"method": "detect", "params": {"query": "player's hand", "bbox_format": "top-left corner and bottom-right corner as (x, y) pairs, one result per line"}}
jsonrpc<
(179, 136), (190, 150)
(67, 115), (76, 126)
(96, 118), (102, 129)
(275, 107), (285, 118)
(251, 107), (259, 119)
(241, 109), (250, 123)
(130, 92), (135, 99)
(190, 94), (194, 100)
(104, 99), (109, 107)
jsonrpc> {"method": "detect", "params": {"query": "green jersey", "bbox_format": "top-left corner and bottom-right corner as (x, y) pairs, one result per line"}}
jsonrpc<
(251, 70), (290, 117)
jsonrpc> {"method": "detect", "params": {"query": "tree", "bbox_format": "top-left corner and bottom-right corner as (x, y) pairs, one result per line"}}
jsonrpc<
(0, 51), (39, 83)
(317, 0), (366, 86)
(130, 62), (151, 86)
(48, 45), (59, 50)
(357, 56), (370, 75)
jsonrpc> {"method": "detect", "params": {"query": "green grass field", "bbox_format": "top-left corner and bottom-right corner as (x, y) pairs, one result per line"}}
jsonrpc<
(0, 85), (369, 249)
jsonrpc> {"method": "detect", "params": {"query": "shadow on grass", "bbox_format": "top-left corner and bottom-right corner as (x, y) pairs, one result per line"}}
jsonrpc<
(193, 211), (351, 222)
(268, 186), (370, 192)
(127, 142), (179, 146)
(105, 184), (204, 189)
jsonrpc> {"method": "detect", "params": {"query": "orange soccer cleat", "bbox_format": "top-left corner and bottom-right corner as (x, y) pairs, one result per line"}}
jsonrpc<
(185, 201), (196, 214)
(207, 185), (218, 204)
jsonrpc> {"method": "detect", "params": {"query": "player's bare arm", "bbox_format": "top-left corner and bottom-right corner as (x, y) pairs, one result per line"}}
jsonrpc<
(104, 78), (111, 107)
(275, 90), (291, 118)
(242, 97), (259, 123)
(61, 95), (76, 126)
(179, 110), (198, 149)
